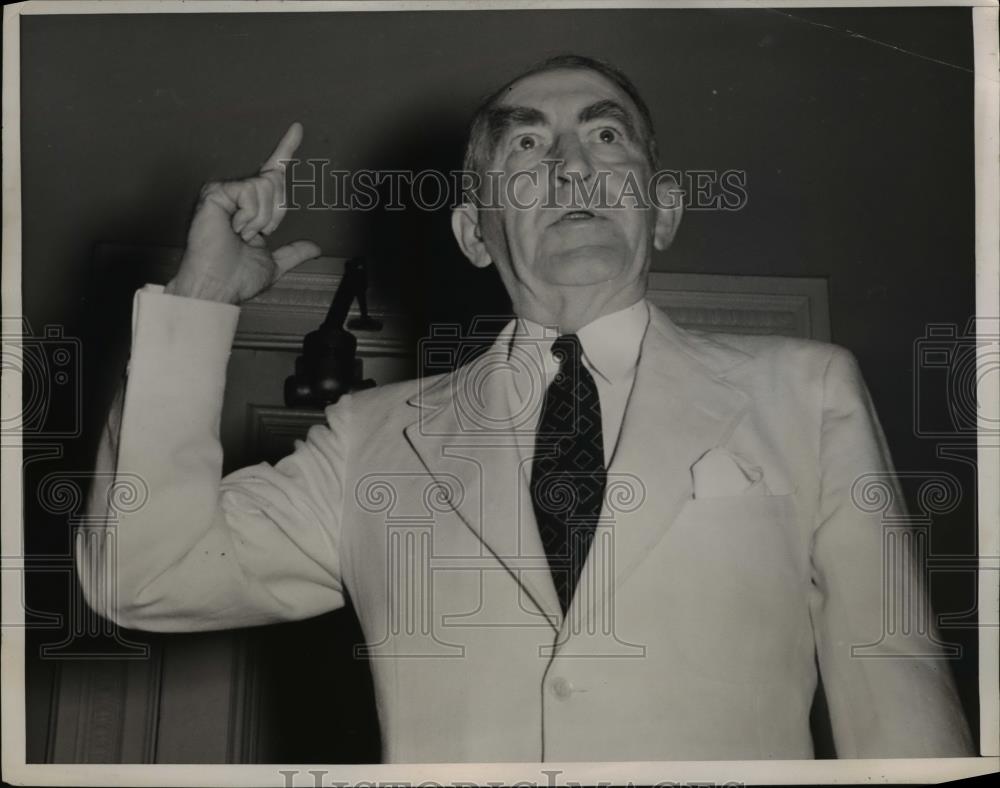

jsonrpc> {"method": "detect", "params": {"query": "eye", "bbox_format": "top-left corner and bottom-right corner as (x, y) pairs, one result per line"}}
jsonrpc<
(597, 128), (620, 144)
(514, 134), (538, 151)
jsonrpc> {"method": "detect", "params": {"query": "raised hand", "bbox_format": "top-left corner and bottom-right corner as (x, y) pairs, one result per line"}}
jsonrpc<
(166, 122), (321, 304)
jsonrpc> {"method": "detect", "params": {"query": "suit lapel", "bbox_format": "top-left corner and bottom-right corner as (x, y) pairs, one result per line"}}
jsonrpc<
(402, 305), (755, 644)
(404, 331), (562, 630)
(560, 305), (752, 641)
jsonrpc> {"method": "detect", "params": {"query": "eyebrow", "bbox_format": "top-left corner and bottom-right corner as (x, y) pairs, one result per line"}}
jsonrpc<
(484, 98), (640, 155)
(578, 99), (637, 141)
(486, 104), (549, 146)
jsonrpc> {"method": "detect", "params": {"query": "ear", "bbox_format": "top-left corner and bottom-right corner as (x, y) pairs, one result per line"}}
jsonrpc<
(652, 175), (684, 251)
(451, 203), (493, 268)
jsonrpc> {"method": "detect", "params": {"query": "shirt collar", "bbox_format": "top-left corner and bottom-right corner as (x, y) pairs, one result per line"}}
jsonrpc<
(507, 298), (650, 386)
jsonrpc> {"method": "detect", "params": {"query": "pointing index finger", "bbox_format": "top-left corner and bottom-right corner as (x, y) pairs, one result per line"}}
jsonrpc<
(261, 122), (303, 173)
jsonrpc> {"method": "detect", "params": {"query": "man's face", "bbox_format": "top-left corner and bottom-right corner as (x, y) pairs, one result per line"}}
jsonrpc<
(474, 68), (667, 313)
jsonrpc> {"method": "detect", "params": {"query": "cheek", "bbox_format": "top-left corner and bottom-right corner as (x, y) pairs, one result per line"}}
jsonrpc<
(504, 212), (543, 265)
(498, 177), (544, 252)
(606, 169), (657, 239)
(505, 170), (544, 212)
(592, 147), (633, 170)
(604, 168), (649, 209)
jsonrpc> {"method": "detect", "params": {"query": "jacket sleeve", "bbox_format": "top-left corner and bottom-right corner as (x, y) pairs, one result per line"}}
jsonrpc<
(808, 345), (975, 757)
(76, 286), (349, 632)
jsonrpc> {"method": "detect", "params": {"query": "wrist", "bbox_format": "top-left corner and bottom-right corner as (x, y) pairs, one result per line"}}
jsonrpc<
(165, 271), (238, 304)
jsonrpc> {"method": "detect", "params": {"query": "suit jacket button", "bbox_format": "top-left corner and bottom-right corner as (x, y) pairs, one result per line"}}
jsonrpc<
(550, 676), (574, 699)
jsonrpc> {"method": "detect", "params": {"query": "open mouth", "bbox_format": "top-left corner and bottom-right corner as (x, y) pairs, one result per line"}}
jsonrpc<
(557, 209), (598, 222)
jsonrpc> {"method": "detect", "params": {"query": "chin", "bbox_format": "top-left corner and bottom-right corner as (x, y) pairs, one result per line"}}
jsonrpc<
(544, 247), (628, 286)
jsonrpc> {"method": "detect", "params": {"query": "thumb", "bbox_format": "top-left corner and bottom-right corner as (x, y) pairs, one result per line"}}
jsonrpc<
(272, 240), (322, 277)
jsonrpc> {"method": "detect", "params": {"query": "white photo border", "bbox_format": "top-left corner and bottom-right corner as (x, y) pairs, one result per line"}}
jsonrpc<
(2, 1), (998, 784)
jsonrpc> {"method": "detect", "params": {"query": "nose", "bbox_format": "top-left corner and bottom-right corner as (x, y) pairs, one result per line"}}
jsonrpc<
(550, 133), (594, 191)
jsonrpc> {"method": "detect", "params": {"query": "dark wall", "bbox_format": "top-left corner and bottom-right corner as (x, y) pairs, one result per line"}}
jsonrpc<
(19, 7), (979, 759)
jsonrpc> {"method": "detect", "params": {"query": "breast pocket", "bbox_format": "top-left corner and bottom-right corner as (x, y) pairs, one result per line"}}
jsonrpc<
(657, 493), (812, 684)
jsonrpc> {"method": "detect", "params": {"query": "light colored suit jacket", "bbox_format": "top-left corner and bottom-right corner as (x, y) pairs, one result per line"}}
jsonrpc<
(80, 288), (974, 762)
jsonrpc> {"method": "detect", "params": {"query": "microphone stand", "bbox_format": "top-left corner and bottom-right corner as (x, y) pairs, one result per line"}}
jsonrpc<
(284, 257), (382, 407)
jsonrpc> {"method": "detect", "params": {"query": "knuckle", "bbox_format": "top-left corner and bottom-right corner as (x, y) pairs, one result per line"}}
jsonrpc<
(237, 183), (257, 204)
(254, 178), (274, 199)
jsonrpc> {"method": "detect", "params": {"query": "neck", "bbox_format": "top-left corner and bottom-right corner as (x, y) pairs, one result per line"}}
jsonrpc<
(512, 282), (646, 333)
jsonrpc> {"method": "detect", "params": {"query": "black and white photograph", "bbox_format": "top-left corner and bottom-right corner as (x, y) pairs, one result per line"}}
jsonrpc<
(1, 1), (998, 785)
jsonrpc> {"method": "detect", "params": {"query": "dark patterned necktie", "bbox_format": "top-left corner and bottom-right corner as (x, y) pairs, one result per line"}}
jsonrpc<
(530, 334), (607, 615)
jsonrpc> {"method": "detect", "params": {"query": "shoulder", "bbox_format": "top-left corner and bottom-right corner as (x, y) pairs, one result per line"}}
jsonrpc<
(323, 371), (450, 432)
(675, 325), (866, 402)
(647, 302), (849, 378)
(701, 330), (852, 371)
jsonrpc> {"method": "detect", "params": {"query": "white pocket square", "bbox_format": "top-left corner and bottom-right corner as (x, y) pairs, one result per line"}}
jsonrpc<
(690, 447), (769, 499)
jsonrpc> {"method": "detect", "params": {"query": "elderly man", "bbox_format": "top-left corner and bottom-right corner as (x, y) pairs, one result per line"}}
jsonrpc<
(79, 54), (973, 762)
